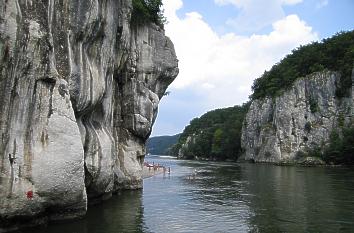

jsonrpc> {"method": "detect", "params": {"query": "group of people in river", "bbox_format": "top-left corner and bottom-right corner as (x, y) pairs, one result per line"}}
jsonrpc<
(144, 161), (171, 174)
(143, 161), (199, 180)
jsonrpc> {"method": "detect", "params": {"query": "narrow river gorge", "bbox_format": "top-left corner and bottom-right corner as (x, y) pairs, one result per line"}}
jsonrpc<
(20, 156), (354, 233)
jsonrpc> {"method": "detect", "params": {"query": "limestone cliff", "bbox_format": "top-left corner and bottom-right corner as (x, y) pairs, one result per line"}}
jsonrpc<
(0, 0), (178, 231)
(241, 70), (353, 163)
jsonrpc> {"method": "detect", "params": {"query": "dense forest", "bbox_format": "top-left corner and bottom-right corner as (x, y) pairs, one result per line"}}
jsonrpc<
(251, 31), (354, 99)
(147, 134), (180, 155)
(170, 104), (249, 161)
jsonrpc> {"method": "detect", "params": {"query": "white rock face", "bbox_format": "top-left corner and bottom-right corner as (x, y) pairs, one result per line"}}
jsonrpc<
(177, 135), (196, 159)
(241, 71), (353, 162)
(0, 0), (178, 230)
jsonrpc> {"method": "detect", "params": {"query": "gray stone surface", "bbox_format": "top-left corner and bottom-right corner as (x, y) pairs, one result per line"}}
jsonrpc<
(241, 71), (353, 163)
(0, 0), (178, 231)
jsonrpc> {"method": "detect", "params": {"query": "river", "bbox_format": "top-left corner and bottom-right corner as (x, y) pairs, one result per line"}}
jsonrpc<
(21, 155), (354, 233)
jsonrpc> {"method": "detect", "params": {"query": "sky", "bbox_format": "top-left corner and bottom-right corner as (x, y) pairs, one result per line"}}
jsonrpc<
(151, 0), (354, 136)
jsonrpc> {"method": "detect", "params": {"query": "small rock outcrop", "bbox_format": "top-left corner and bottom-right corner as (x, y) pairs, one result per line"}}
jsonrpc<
(241, 71), (353, 163)
(0, 0), (178, 231)
(177, 135), (195, 159)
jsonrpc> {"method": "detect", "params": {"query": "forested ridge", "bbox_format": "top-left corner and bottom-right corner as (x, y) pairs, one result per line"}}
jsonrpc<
(251, 31), (354, 99)
(147, 134), (180, 155)
(170, 104), (249, 161)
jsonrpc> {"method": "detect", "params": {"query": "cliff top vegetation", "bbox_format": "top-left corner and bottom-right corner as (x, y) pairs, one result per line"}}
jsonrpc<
(251, 30), (354, 99)
(132, 0), (166, 28)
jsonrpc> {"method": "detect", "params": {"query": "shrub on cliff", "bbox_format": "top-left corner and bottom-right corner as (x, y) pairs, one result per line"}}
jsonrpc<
(251, 30), (354, 99)
(304, 127), (354, 165)
(322, 128), (354, 165)
(131, 0), (166, 28)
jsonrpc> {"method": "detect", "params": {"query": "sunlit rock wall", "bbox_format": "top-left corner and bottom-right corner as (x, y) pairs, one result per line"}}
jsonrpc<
(0, 0), (178, 231)
(241, 71), (353, 163)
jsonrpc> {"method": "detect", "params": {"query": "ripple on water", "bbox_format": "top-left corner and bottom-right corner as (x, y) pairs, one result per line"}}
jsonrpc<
(20, 157), (354, 233)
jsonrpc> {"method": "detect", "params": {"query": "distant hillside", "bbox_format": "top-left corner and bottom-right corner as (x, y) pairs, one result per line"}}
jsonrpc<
(170, 104), (249, 161)
(147, 134), (180, 155)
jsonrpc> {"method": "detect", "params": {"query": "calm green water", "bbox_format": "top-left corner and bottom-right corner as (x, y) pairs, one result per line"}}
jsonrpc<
(21, 156), (354, 233)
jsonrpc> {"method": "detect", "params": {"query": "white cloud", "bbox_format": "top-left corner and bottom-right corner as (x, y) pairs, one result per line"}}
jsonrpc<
(214, 0), (251, 7)
(281, 0), (303, 5)
(202, 83), (216, 90)
(162, 0), (318, 110)
(214, 0), (303, 7)
(215, 0), (303, 7)
(316, 0), (329, 9)
(214, 0), (303, 32)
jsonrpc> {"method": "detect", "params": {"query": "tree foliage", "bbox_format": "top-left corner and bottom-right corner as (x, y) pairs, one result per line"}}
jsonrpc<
(170, 103), (250, 161)
(147, 134), (180, 155)
(251, 30), (354, 99)
(131, 0), (166, 28)
(321, 128), (354, 165)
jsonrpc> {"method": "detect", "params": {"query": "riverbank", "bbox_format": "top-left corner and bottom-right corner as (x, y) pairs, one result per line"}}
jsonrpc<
(178, 156), (350, 168)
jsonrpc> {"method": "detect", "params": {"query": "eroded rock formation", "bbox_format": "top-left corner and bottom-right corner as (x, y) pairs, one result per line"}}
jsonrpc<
(0, 0), (178, 231)
(241, 71), (353, 163)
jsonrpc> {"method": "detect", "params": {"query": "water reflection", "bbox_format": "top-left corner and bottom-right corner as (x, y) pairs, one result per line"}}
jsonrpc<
(19, 157), (354, 233)
(21, 190), (145, 233)
(177, 162), (253, 232)
(241, 165), (354, 233)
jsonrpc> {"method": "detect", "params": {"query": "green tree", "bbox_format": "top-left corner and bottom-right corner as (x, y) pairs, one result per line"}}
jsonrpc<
(211, 128), (223, 157)
(132, 0), (166, 27)
(171, 103), (250, 161)
(321, 128), (354, 165)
